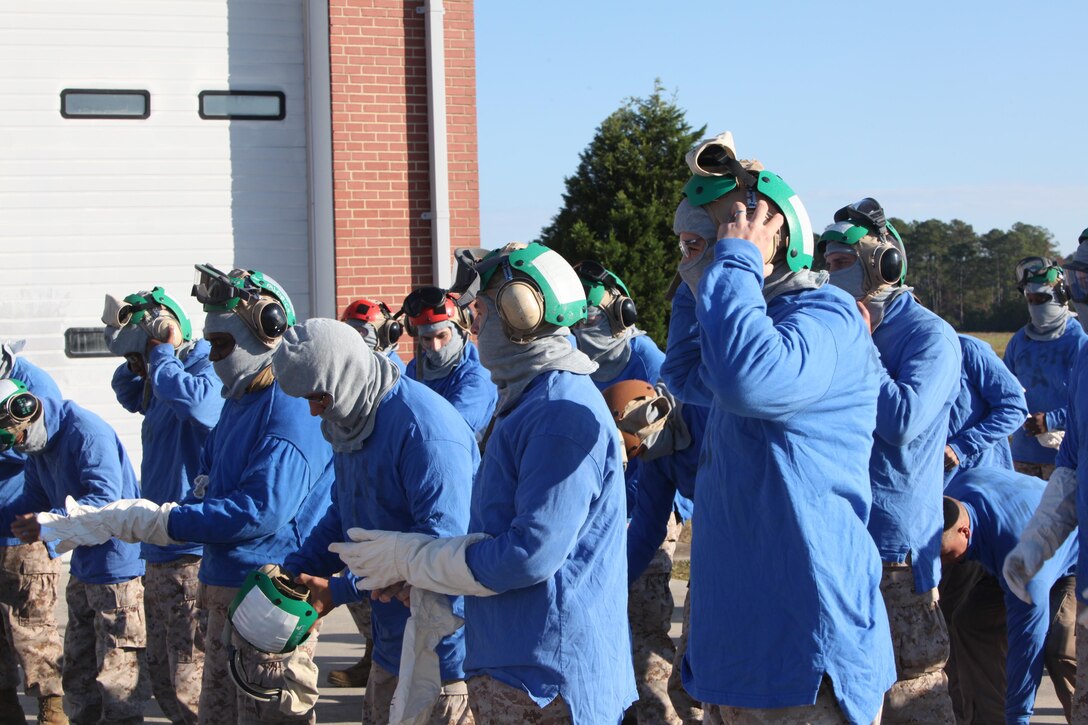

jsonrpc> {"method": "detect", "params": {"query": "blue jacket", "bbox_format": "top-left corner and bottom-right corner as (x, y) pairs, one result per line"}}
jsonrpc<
(945, 468), (1078, 725)
(1004, 323), (1087, 464)
(167, 382), (335, 588)
(625, 402), (705, 583)
(387, 347), (407, 374)
(868, 292), (961, 593)
(405, 341), (497, 437)
(945, 334), (1027, 486)
(285, 377), (477, 680)
(463, 370), (637, 725)
(4, 397), (144, 584)
(111, 341), (223, 562)
(1056, 352), (1088, 604)
(662, 240), (895, 725)
(0, 358), (62, 548)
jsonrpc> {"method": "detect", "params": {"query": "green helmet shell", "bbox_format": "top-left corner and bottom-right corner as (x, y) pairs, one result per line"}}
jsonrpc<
(123, 287), (193, 341)
(682, 170), (814, 273)
(202, 270), (297, 327)
(228, 568), (316, 654)
(577, 268), (631, 308)
(818, 220), (907, 284)
(479, 244), (588, 328)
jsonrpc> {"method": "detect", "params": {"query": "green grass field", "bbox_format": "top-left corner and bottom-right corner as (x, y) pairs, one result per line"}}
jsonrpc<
(962, 331), (1013, 359)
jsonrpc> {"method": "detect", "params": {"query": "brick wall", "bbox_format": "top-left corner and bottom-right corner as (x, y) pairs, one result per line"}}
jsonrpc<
(328, 0), (479, 318)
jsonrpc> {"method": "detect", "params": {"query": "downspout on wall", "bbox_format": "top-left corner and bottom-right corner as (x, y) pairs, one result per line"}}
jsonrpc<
(422, 0), (451, 287)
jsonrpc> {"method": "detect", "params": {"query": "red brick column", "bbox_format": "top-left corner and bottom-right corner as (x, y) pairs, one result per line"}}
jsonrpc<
(327, 0), (479, 318)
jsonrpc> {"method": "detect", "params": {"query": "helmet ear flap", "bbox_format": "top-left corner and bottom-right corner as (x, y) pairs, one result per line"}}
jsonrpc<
(616, 296), (638, 330)
(876, 246), (905, 286)
(250, 298), (288, 345)
(381, 319), (404, 348)
(496, 279), (545, 341)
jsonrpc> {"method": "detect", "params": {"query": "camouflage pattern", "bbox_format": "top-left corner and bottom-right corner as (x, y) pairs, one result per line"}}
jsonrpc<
(0, 542), (63, 699)
(628, 515), (682, 725)
(879, 565), (955, 725)
(1013, 461), (1056, 481)
(144, 556), (205, 725)
(467, 675), (572, 724)
(63, 576), (150, 725)
(347, 597), (372, 636)
(362, 661), (473, 725)
(702, 678), (878, 724)
(668, 582), (703, 723)
(198, 582), (322, 725)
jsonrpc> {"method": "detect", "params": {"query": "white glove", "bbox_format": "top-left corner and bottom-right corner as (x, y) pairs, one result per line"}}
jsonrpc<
(1001, 465), (1079, 604)
(1036, 431), (1065, 450)
(389, 588), (463, 725)
(37, 496), (180, 550)
(329, 528), (498, 597)
(1002, 539), (1045, 605)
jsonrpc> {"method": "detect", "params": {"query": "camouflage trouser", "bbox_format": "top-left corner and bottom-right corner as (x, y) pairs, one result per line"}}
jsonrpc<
(64, 576), (150, 725)
(198, 583), (321, 725)
(879, 565), (955, 725)
(703, 677), (879, 724)
(466, 675), (571, 724)
(1013, 461), (1056, 481)
(948, 573), (1075, 723)
(144, 556), (206, 725)
(668, 582), (703, 723)
(1068, 601), (1088, 724)
(0, 542), (63, 699)
(628, 515), (682, 725)
(346, 597), (374, 652)
(362, 661), (473, 725)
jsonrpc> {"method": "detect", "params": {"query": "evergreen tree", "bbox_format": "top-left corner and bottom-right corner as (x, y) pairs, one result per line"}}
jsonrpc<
(536, 82), (704, 344)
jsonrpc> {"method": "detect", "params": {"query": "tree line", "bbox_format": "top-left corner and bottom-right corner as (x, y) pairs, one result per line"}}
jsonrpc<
(536, 83), (1063, 346)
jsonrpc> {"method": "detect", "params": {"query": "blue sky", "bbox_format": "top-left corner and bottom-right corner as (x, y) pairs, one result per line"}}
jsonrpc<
(475, 1), (1088, 257)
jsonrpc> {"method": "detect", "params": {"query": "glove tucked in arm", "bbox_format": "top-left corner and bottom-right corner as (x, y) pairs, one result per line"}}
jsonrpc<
(37, 495), (180, 553)
(1003, 466), (1078, 604)
(329, 528), (498, 597)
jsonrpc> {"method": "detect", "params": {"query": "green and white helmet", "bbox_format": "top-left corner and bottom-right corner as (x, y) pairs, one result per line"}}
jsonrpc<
(681, 168), (814, 273)
(453, 243), (588, 342)
(228, 566), (316, 655)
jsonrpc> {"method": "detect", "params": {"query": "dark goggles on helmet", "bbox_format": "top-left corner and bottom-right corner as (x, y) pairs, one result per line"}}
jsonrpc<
(192, 263), (260, 310)
(1015, 256), (1062, 291)
(834, 198), (888, 235)
(0, 390), (39, 452)
(402, 286), (449, 319)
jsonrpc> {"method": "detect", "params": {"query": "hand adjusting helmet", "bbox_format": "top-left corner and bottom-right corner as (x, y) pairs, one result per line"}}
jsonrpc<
(573, 261), (637, 336)
(681, 131), (814, 272)
(450, 242), (588, 343)
(341, 298), (403, 351)
(0, 379), (40, 453)
(818, 197), (907, 297)
(102, 287), (193, 344)
(1016, 256), (1070, 304)
(400, 286), (470, 336)
(192, 264), (296, 347)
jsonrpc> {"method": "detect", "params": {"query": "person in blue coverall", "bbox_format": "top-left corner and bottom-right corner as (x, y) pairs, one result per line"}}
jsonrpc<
(40, 267), (335, 725)
(342, 296), (409, 373)
(270, 317), (478, 724)
(1003, 257), (1087, 481)
(1002, 235), (1088, 721)
(602, 378), (706, 724)
(330, 242), (637, 724)
(402, 286), (496, 439)
(822, 198), (961, 723)
(945, 334), (1028, 485)
(0, 379), (149, 725)
(335, 295), (409, 688)
(941, 468), (1077, 724)
(571, 261), (690, 724)
(103, 285), (223, 725)
(0, 343), (65, 724)
(937, 333), (1028, 720)
(663, 139), (894, 724)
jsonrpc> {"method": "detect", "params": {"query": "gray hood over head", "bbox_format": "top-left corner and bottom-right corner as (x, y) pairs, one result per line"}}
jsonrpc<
(272, 318), (400, 452)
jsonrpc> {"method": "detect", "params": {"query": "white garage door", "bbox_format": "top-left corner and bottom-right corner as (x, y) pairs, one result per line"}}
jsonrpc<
(0, 0), (314, 470)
